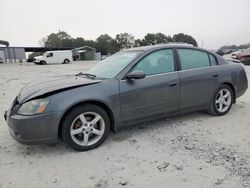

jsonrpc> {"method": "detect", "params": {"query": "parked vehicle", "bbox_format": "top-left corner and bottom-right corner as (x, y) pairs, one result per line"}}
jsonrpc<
(216, 49), (224, 56)
(223, 49), (234, 54)
(238, 48), (250, 65)
(4, 44), (248, 151)
(34, 50), (73, 64)
(101, 55), (107, 60)
(231, 50), (244, 59)
(26, 58), (34, 63)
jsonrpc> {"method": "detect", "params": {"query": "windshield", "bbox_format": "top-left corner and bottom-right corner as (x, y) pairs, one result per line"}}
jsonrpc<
(86, 51), (142, 78)
(43, 52), (48, 57)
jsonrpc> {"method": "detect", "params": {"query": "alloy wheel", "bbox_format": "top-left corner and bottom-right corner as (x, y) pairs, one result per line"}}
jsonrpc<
(215, 88), (232, 113)
(70, 112), (105, 146)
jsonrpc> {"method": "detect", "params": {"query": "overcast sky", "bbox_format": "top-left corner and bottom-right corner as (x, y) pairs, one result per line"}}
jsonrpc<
(0, 0), (249, 49)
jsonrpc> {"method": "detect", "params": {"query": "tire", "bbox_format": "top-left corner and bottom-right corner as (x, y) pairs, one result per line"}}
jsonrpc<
(207, 84), (233, 116)
(61, 104), (110, 151)
(40, 61), (46, 65)
(63, 59), (70, 64)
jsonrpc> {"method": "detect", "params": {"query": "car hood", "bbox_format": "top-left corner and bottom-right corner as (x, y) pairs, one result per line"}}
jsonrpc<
(34, 56), (43, 59)
(18, 76), (102, 103)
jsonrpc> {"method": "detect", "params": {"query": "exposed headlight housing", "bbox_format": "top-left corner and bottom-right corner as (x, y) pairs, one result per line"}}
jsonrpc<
(17, 99), (49, 115)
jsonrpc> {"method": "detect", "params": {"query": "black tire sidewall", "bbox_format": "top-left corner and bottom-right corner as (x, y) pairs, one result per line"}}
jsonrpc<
(212, 85), (233, 116)
(64, 59), (69, 64)
(61, 104), (110, 151)
(40, 61), (46, 65)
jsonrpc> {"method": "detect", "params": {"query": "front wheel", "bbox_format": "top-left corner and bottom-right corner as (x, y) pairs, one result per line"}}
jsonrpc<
(207, 84), (233, 116)
(61, 104), (110, 151)
(40, 61), (47, 65)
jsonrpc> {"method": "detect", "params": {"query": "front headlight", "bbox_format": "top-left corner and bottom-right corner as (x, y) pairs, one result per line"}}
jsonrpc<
(17, 99), (49, 115)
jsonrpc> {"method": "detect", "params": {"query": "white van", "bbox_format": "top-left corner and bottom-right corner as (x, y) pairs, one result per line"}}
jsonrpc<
(34, 50), (73, 64)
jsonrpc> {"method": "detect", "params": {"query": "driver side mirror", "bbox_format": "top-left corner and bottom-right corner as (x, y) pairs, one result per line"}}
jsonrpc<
(126, 70), (146, 79)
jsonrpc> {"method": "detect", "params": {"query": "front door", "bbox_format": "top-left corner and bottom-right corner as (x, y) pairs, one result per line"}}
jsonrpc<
(119, 49), (180, 122)
(46, 52), (54, 64)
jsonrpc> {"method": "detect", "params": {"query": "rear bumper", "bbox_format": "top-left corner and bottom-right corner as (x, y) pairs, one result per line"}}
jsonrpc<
(236, 67), (248, 98)
(236, 85), (248, 99)
(5, 111), (63, 145)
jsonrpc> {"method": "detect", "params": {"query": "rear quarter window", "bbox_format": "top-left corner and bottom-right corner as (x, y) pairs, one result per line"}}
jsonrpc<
(178, 49), (210, 70)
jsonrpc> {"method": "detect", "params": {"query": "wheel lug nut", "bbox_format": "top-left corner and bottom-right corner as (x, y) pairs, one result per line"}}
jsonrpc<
(90, 128), (93, 131)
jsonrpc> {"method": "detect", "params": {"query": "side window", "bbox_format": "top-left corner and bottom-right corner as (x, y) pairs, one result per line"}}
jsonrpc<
(47, 53), (53, 57)
(178, 49), (210, 70)
(132, 49), (175, 76)
(208, 54), (217, 66)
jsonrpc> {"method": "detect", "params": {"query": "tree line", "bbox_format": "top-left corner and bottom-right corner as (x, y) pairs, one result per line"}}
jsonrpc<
(219, 43), (250, 50)
(40, 31), (198, 55)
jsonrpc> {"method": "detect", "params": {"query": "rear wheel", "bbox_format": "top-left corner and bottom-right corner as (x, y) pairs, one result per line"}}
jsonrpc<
(208, 84), (233, 116)
(63, 59), (70, 64)
(61, 104), (110, 151)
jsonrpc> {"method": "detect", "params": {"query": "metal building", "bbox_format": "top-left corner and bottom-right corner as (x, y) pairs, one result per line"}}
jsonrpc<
(0, 47), (26, 63)
(72, 46), (97, 60)
(0, 42), (98, 63)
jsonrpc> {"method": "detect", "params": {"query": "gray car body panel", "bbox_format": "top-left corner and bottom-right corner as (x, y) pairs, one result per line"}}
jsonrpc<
(178, 66), (223, 113)
(119, 72), (180, 122)
(18, 76), (102, 103)
(5, 44), (248, 144)
(8, 111), (62, 144)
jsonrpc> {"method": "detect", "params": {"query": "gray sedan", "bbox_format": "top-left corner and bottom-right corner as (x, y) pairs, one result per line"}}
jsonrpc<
(4, 44), (248, 151)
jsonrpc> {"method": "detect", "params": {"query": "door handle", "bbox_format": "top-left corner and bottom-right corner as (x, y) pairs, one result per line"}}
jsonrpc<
(169, 82), (177, 86)
(212, 74), (218, 78)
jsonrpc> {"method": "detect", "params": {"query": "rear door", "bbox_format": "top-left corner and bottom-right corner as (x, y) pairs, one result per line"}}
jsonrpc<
(119, 49), (180, 122)
(176, 48), (221, 112)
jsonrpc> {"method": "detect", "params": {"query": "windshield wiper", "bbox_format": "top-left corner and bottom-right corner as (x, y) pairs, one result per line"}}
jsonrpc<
(75, 72), (96, 79)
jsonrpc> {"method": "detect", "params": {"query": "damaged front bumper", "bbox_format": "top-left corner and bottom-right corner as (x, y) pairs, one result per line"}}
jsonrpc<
(4, 98), (63, 145)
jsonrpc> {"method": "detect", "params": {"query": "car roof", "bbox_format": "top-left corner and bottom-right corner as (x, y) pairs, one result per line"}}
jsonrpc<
(122, 43), (223, 64)
(124, 43), (208, 53)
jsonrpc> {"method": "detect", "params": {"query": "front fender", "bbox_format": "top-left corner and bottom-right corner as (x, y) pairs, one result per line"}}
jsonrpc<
(46, 79), (122, 132)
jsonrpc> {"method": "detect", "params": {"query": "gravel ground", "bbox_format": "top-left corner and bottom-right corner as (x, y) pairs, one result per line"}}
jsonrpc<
(0, 61), (250, 188)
